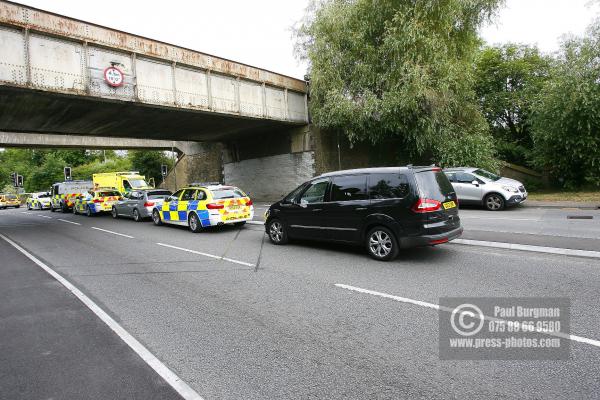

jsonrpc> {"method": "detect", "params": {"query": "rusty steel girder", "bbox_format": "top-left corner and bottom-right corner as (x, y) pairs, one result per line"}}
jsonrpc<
(0, 0), (307, 93)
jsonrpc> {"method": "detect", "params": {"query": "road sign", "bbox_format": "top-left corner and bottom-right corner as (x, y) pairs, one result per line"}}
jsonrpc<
(104, 66), (124, 87)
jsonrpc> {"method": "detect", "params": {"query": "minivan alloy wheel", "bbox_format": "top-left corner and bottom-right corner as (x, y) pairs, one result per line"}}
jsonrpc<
(268, 219), (288, 245)
(369, 230), (392, 258)
(270, 221), (283, 242)
(366, 226), (399, 261)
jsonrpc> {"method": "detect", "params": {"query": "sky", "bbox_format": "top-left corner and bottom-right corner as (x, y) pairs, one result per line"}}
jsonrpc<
(11, 0), (600, 79)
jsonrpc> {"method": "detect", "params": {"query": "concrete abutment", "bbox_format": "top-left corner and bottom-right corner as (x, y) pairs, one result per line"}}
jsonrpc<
(164, 125), (400, 201)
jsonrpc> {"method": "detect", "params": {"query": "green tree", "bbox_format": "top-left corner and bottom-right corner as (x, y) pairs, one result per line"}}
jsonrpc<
(531, 22), (600, 188)
(72, 156), (132, 181)
(128, 150), (170, 185)
(0, 149), (37, 190)
(296, 0), (503, 170)
(51, 149), (90, 167)
(474, 44), (551, 165)
(27, 152), (67, 192)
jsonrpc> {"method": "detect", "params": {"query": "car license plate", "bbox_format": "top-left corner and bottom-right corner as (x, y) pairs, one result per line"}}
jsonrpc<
(443, 201), (456, 210)
(224, 213), (248, 221)
(228, 205), (241, 210)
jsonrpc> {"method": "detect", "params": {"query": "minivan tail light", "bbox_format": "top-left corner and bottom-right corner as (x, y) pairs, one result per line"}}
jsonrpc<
(412, 198), (442, 213)
(144, 201), (155, 207)
(206, 203), (224, 209)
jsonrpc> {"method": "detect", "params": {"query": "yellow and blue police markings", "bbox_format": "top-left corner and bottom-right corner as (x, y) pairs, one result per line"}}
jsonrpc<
(27, 194), (52, 210)
(161, 199), (211, 225)
(52, 192), (83, 209)
(155, 186), (253, 228)
(73, 190), (121, 215)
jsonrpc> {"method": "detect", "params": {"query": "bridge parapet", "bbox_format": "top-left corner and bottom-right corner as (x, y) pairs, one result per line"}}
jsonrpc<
(0, 0), (308, 123)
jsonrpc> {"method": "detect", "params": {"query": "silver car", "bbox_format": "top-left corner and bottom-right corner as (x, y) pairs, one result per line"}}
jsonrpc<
(111, 189), (172, 221)
(443, 168), (527, 211)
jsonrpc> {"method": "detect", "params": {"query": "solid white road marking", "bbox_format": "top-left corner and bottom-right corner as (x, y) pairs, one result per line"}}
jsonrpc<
(91, 227), (134, 239)
(335, 283), (600, 349)
(0, 233), (205, 400)
(156, 242), (256, 267)
(58, 218), (81, 226)
(453, 239), (600, 259)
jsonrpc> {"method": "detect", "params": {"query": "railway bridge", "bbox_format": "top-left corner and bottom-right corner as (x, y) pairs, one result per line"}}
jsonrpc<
(0, 1), (372, 198)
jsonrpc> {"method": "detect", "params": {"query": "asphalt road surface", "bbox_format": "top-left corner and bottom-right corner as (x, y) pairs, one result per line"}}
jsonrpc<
(0, 229), (183, 400)
(1, 206), (600, 399)
(253, 204), (600, 250)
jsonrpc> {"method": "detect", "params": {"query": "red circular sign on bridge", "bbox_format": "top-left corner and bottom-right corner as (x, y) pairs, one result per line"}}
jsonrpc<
(103, 66), (125, 87)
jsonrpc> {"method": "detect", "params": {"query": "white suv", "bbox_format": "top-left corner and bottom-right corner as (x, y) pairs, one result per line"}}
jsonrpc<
(443, 168), (527, 211)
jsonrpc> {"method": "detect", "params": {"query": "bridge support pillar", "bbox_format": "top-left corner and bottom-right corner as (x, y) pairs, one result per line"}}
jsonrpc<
(162, 142), (224, 192)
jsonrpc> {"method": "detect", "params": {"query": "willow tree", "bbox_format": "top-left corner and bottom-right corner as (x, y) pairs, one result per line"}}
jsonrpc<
(296, 0), (503, 169)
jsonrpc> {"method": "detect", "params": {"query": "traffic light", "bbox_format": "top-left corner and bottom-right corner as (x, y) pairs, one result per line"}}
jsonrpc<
(64, 167), (72, 181)
(161, 165), (168, 177)
(17, 175), (23, 187)
(10, 172), (16, 187)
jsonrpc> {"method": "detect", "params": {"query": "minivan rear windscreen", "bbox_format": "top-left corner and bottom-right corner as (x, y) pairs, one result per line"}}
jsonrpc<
(414, 171), (455, 201)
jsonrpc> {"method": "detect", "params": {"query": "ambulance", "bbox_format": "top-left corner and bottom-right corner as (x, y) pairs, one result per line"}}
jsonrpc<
(50, 180), (94, 212)
(92, 172), (153, 195)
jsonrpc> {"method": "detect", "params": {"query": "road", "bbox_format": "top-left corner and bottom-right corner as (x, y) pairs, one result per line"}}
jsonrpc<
(1, 206), (600, 399)
(253, 204), (600, 251)
(0, 236), (183, 400)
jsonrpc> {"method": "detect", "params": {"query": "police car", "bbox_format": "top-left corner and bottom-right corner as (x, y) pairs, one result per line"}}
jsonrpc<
(73, 188), (123, 217)
(27, 192), (52, 210)
(152, 183), (254, 232)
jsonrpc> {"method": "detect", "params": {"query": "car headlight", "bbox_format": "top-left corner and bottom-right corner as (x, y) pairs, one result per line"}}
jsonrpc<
(502, 186), (519, 193)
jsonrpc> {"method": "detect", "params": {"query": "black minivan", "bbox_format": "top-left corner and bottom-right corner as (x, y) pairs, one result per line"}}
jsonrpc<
(264, 166), (463, 261)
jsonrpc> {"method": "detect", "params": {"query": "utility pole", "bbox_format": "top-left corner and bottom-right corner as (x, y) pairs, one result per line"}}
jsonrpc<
(171, 142), (177, 190)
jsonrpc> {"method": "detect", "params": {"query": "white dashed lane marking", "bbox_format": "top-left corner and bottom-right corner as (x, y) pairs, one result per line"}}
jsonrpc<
(335, 284), (600, 349)
(156, 242), (255, 267)
(58, 219), (81, 226)
(91, 227), (134, 239)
